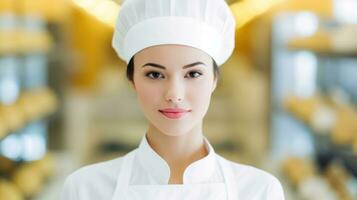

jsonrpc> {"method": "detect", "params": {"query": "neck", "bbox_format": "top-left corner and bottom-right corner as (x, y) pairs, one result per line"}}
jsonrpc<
(146, 123), (208, 184)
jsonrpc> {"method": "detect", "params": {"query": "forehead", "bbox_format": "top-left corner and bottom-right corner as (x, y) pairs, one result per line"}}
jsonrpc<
(134, 44), (212, 67)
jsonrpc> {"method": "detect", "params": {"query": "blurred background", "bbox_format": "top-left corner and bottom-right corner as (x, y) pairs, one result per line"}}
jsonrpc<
(0, 0), (357, 199)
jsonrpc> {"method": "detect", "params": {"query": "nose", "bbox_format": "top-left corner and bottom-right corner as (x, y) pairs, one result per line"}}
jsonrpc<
(165, 78), (184, 103)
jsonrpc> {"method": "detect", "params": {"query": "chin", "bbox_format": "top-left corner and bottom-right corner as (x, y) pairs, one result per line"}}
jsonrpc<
(161, 132), (188, 137)
(155, 124), (193, 137)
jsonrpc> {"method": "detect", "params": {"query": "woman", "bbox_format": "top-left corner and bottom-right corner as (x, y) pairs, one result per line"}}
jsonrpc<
(61, 0), (285, 199)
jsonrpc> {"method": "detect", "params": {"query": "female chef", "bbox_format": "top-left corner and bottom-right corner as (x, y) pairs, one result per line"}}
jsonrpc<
(61, 0), (285, 199)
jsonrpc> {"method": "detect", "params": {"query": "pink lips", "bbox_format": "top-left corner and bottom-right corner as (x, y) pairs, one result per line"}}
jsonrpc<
(159, 108), (191, 119)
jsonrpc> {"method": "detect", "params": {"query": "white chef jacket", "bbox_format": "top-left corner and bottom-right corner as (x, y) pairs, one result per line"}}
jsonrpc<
(61, 136), (285, 200)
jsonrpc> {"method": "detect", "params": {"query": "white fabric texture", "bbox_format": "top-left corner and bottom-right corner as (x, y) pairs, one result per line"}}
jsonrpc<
(110, 148), (229, 200)
(61, 136), (285, 200)
(132, 136), (224, 184)
(112, 0), (236, 66)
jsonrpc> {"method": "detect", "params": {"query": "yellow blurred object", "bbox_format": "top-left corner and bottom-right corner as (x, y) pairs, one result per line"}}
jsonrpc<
(17, 92), (38, 121)
(0, 156), (15, 174)
(32, 92), (47, 119)
(331, 108), (357, 145)
(0, 13), (18, 54)
(32, 88), (58, 118)
(71, 0), (120, 28)
(272, 0), (333, 18)
(20, 0), (70, 23)
(288, 31), (332, 53)
(308, 105), (336, 134)
(235, 0), (333, 59)
(69, 5), (115, 89)
(325, 163), (354, 200)
(17, 88), (58, 121)
(284, 95), (325, 123)
(284, 95), (301, 113)
(0, 30), (52, 54)
(0, 104), (25, 133)
(288, 28), (357, 56)
(12, 164), (43, 198)
(285, 94), (357, 147)
(231, 0), (285, 29)
(0, 179), (24, 200)
(0, 0), (14, 13)
(31, 153), (56, 178)
(19, 30), (53, 54)
(282, 157), (316, 185)
(0, 30), (18, 54)
(0, 114), (8, 139)
(41, 88), (59, 114)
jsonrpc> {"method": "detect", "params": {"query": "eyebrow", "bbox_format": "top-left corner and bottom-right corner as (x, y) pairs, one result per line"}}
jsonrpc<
(142, 62), (206, 69)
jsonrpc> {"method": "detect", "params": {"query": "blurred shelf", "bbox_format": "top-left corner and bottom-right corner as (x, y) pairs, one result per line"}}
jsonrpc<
(0, 118), (47, 142)
(288, 31), (357, 57)
(0, 89), (58, 143)
(0, 110), (56, 145)
(285, 111), (357, 177)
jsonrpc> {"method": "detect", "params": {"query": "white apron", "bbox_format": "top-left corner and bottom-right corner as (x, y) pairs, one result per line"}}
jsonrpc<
(110, 150), (239, 200)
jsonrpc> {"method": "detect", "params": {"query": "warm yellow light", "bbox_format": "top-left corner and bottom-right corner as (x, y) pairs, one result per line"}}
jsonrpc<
(230, 0), (286, 29)
(71, 0), (120, 27)
(71, 0), (283, 30)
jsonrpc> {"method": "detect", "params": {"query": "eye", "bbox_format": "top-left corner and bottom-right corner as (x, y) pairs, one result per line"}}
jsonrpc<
(185, 71), (203, 78)
(145, 71), (164, 79)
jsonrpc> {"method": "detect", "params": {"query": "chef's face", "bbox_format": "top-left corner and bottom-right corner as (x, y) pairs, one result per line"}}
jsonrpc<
(130, 44), (217, 137)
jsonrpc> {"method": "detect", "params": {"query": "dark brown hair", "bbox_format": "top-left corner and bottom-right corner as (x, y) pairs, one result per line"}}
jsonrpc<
(126, 56), (220, 83)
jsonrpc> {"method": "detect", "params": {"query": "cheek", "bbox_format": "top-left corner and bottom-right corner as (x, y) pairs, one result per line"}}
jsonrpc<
(187, 80), (214, 107)
(134, 73), (158, 103)
(136, 82), (161, 108)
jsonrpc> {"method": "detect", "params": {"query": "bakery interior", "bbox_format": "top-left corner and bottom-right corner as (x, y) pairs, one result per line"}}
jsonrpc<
(0, 0), (357, 199)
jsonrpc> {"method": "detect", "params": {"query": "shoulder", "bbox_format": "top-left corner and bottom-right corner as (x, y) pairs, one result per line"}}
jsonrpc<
(68, 154), (126, 183)
(217, 155), (285, 199)
(60, 150), (135, 200)
(219, 156), (279, 184)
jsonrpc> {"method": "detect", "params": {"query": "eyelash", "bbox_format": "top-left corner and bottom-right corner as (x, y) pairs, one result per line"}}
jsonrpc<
(145, 71), (203, 80)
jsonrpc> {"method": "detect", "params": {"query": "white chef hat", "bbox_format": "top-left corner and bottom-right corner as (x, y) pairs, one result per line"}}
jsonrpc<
(112, 0), (236, 66)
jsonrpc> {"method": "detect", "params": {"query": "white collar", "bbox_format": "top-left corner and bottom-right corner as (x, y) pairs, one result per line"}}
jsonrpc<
(136, 135), (218, 184)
